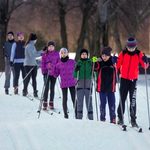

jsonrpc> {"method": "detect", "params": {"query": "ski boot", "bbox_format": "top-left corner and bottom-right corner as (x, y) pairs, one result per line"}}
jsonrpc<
(43, 101), (48, 110)
(49, 101), (54, 110)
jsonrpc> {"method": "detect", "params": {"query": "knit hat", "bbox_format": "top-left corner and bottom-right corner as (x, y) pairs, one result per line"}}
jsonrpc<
(102, 47), (112, 56)
(7, 31), (14, 36)
(48, 41), (55, 47)
(17, 32), (24, 37)
(80, 48), (89, 56)
(29, 33), (37, 41)
(127, 37), (137, 48)
(60, 47), (68, 53)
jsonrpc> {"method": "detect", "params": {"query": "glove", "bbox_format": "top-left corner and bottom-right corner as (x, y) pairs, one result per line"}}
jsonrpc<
(10, 61), (14, 67)
(47, 63), (51, 69)
(92, 56), (98, 63)
(142, 55), (148, 64)
(75, 65), (81, 71)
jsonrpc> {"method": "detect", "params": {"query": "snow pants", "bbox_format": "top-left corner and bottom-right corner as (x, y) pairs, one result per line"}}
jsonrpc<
(117, 78), (137, 122)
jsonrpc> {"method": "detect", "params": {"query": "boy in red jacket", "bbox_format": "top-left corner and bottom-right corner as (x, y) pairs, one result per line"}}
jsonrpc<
(117, 37), (149, 127)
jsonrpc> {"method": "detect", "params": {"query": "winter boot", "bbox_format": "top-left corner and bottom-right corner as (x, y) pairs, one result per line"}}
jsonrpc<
(22, 90), (28, 96)
(5, 89), (9, 95)
(43, 101), (48, 110)
(110, 118), (116, 124)
(33, 90), (38, 97)
(49, 101), (54, 109)
(14, 87), (18, 95)
(117, 118), (123, 125)
(64, 113), (69, 119)
(131, 120), (138, 127)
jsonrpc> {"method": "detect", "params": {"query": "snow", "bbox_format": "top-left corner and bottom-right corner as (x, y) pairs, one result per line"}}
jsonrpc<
(0, 54), (150, 150)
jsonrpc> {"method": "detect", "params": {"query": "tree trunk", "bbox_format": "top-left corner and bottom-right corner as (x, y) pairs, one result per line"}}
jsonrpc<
(102, 22), (109, 47)
(58, 0), (68, 48)
(75, 14), (89, 60)
(113, 17), (122, 52)
(0, 23), (7, 71)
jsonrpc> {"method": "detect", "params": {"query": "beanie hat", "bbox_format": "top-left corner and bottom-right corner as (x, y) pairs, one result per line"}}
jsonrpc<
(127, 37), (137, 48)
(60, 47), (68, 53)
(102, 47), (112, 56)
(7, 31), (14, 36)
(80, 48), (89, 56)
(48, 41), (55, 47)
(17, 32), (24, 37)
(30, 33), (37, 41)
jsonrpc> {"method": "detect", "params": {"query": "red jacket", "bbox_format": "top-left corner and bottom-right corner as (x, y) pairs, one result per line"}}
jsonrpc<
(117, 49), (145, 80)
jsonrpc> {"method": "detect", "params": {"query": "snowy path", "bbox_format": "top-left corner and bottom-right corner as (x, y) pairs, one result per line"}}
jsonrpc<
(0, 73), (150, 150)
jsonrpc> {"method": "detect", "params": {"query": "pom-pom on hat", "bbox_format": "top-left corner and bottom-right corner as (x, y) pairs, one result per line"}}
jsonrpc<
(127, 37), (137, 48)
(102, 47), (112, 56)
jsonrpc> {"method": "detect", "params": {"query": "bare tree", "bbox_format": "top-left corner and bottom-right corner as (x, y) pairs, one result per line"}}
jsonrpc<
(0, 0), (28, 71)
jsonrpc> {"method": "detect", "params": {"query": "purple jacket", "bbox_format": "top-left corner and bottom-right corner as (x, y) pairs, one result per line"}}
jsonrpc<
(55, 59), (77, 88)
(41, 50), (60, 76)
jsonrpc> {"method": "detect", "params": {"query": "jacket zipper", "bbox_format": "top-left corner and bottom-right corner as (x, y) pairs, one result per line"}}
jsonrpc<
(84, 62), (86, 88)
(127, 55), (132, 79)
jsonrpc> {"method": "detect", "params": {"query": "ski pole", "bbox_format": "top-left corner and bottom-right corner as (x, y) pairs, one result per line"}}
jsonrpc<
(15, 66), (35, 92)
(74, 71), (79, 119)
(93, 72), (99, 121)
(37, 73), (49, 118)
(0, 72), (3, 78)
(126, 97), (130, 124)
(56, 77), (62, 99)
(116, 72), (125, 125)
(87, 62), (95, 120)
(144, 65), (150, 130)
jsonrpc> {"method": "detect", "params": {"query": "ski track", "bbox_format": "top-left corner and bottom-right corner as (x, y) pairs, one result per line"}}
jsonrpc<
(0, 71), (150, 150)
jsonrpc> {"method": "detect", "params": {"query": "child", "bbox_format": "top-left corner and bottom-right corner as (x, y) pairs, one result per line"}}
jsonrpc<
(94, 47), (116, 124)
(23, 33), (38, 97)
(41, 41), (60, 110)
(117, 37), (149, 127)
(74, 49), (93, 120)
(10, 32), (26, 94)
(55, 48), (77, 118)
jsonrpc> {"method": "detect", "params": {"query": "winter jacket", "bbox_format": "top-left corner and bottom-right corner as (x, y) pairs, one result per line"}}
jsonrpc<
(55, 56), (77, 88)
(74, 58), (93, 89)
(10, 40), (25, 63)
(3, 40), (15, 59)
(117, 49), (145, 80)
(24, 41), (37, 66)
(41, 50), (60, 76)
(95, 57), (116, 92)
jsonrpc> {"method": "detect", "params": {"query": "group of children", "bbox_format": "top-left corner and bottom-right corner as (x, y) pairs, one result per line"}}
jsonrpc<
(3, 32), (149, 127)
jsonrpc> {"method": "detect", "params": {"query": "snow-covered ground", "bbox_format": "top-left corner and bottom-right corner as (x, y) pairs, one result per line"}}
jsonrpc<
(0, 54), (150, 150)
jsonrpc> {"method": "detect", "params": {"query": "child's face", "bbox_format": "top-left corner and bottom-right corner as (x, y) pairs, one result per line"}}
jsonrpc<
(81, 52), (88, 59)
(102, 54), (110, 61)
(17, 35), (24, 41)
(127, 47), (136, 52)
(48, 45), (55, 51)
(60, 50), (68, 58)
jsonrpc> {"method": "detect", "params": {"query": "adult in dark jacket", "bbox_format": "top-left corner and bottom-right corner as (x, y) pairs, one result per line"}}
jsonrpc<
(3, 31), (15, 94)
(10, 32), (26, 94)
